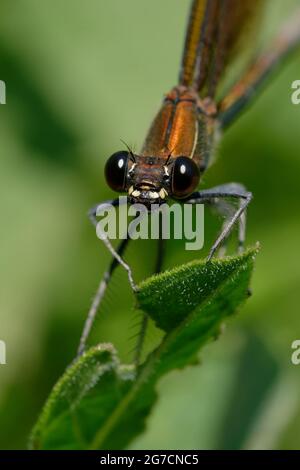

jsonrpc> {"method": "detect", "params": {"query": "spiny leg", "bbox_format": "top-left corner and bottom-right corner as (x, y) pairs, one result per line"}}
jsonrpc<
(218, 10), (300, 129)
(187, 183), (252, 261)
(237, 200), (246, 254)
(134, 236), (165, 367)
(89, 198), (136, 291)
(77, 198), (132, 356)
(211, 198), (246, 257)
(77, 237), (130, 357)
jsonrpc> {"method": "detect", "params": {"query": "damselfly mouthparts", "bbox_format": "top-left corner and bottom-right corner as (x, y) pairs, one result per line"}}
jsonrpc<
(78, 0), (300, 359)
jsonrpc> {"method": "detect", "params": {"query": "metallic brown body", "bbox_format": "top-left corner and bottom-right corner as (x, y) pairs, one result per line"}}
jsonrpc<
(141, 86), (216, 173)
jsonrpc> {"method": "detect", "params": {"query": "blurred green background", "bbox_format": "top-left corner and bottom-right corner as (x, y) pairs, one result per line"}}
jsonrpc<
(0, 0), (300, 450)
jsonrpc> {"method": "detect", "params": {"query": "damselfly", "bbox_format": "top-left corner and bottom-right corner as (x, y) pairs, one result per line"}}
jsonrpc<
(78, 0), (300, 358)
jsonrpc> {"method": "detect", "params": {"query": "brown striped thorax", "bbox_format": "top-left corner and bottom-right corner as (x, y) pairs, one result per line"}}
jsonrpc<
(105, 86), (218, 207)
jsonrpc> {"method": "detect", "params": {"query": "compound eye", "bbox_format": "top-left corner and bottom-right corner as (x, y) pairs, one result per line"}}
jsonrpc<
(171, 156), (200, 198)
(105, 151), (129, 192)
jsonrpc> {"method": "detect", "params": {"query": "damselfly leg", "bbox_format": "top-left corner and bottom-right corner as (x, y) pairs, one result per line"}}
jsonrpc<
(77, 236), (131, 357)
(187, 183), (252, 261)
(88, 198), (136, 291)
(211, 199), (246, 258)
(78, 200), (163, 358)
(77, 198), (134, 357)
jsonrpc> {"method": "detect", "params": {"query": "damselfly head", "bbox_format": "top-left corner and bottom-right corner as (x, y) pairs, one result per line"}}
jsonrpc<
(104, 151), (200, 206)
(105, 151), (167, 206)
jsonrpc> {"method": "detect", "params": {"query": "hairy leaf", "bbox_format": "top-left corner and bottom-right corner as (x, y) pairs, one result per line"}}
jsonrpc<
(30, 247), (258, 450)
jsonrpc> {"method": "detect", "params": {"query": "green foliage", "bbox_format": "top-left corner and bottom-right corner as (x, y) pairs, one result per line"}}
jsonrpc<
(30, 248), (258, 450)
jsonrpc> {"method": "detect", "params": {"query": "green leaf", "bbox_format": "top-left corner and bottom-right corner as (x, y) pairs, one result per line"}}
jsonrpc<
(29, 343), (136, 450)
(30, 247), (258, 450)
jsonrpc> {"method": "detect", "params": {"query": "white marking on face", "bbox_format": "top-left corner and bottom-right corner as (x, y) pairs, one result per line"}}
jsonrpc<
(128, 163), (136, 175)
(132, 190), (141, 197)
(128, 186), (134, 195)
(159, 188), (168, 199)
(149, 191), (160, 199)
